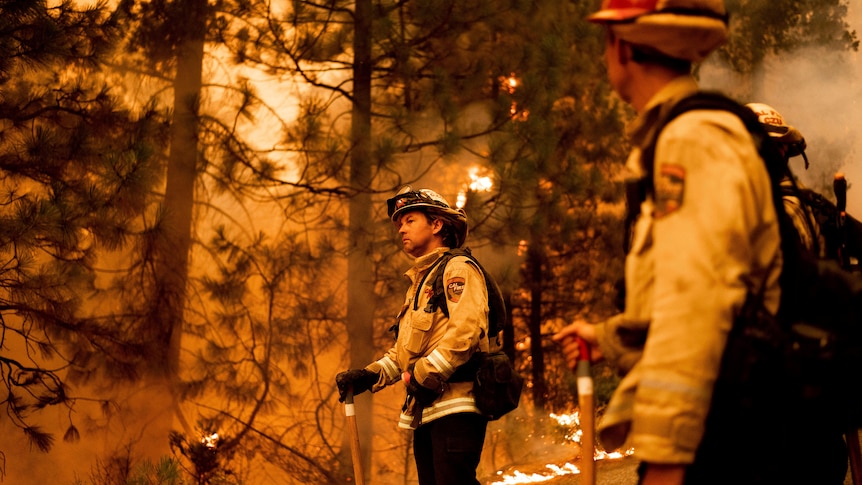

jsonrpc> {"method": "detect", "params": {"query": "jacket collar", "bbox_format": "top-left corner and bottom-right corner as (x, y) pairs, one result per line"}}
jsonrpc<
(625, 75), (700, 178)
(628, 75), (699, 149)
(405, 246), (451, 281)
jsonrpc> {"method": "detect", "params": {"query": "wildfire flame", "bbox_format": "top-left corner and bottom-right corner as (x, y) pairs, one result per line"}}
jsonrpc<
(469, 167), (493, 193)
(500, 73), (529, 120)
(202, 432), (219, 449)
(491, 463), (581, 484)
(487, 413), (634, 484)
(457, 166), (494, 209)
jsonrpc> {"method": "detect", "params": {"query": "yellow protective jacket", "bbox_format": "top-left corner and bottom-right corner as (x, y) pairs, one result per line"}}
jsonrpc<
(595, 76), (783, 464)
(367, 247), (492, 429)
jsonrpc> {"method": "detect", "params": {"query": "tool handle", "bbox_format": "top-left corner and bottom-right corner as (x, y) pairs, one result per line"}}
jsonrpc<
(835, 173), (851, 268)
(835, 173), (847, 213)
(575, 338), (596, 485)
(846, 428), (862, 485)
(345, 387), (366, 485)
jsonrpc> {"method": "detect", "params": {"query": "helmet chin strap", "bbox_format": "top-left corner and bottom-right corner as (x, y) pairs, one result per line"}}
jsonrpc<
(800, 146), (809, 170)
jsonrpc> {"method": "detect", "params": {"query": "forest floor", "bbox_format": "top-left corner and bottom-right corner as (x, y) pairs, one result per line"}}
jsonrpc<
(482, 437), (862, 485)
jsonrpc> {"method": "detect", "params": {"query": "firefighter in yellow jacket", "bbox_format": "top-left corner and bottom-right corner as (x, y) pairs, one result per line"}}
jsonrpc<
(550, 1), (814, 483)
(336, 186), (491, 485)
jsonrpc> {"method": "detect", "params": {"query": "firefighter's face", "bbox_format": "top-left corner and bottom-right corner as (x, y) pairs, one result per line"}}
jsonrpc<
(395, 210), (443, 257)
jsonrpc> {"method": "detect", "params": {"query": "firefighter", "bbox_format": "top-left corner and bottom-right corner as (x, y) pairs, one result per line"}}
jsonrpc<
(551, 0), (834, 483)
(335, 186), (492, 485)
(748, 101), (862, 268)
(746, 102), (826, 255)
(748, 102), (862, 483)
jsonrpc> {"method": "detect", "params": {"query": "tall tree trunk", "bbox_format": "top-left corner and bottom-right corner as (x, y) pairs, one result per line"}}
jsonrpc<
(147, 0), (206, 457)
(527, 238), (548, 410)
(162, 0), (204, 380)
(347, 0), (375, 481)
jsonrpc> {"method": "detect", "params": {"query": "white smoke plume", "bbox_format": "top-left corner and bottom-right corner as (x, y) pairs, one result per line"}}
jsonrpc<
(700, 4), (862, 215)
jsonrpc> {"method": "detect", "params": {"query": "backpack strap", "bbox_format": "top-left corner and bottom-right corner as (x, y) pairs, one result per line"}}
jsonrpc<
(625, 92), (777, 252)
(414, 247), (508, 340)
(638, 91), (786, 195)
(389, 253), (452, 341)
(631, 90), (806, 315)
(413, 252), (452, 313)
(421, 249), (513, 383)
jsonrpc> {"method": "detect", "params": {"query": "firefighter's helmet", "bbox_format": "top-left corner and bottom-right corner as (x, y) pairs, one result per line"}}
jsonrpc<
(588, 0), (729, 63)
(387, 186), (468, 247)
(746, 102), (807, 163)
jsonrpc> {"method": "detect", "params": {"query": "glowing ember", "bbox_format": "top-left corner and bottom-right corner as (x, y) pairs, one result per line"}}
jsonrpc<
(502, 73), (519, 93)
(517, 240), (528, 257)
(201, 432), (219, 449)
(499, 73), (529, 120)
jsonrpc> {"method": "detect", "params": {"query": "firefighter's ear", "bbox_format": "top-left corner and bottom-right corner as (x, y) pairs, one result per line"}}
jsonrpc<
(430, 217), (444, 235)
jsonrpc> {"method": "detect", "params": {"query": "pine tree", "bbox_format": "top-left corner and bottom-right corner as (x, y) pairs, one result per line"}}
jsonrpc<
(0, 0), (167, 454)
(717, 0), (858, 98)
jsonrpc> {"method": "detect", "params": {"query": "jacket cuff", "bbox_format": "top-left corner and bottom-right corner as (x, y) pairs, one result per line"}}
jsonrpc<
(369, 356), (400, 389)
(596, 314), (646, 376)
(412, 357), (444, 390)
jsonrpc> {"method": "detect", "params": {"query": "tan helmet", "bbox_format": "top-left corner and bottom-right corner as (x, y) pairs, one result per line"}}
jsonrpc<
(386, 186), (469, 247)
(588, 0), (729, 63)
(746, 102), (808, 164)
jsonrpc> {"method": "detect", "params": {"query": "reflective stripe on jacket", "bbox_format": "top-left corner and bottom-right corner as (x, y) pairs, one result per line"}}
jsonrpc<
(595, 76), (783, 464)
(369, 246), (490, 429)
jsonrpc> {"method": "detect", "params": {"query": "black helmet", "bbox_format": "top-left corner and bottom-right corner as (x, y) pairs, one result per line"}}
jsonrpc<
(386, 186), (469, 248)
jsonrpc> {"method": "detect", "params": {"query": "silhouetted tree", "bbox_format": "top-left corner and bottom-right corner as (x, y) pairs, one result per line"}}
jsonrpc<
(0, 0), (168, 456)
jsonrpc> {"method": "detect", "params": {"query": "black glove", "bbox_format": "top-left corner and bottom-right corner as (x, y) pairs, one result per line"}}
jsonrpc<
(335, 369), (378, 403)
(404, 366), (443, 407)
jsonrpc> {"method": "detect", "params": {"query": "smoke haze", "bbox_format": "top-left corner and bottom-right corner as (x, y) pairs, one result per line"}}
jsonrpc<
(701, 3), (862, 216)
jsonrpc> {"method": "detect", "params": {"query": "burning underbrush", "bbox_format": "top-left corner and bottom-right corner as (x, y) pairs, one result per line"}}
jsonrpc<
(481, 411), (634, 485)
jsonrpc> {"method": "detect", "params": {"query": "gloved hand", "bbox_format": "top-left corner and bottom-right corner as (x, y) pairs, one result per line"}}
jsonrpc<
(335, 369), (379, 403)
(403, 365), (443, 407)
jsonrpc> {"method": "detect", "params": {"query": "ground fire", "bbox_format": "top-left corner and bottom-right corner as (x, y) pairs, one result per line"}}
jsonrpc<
(487, 412), (633, 484)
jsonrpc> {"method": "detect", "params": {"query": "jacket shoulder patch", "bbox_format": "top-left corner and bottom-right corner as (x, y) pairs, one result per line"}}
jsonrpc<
(654, 163), (685, 218)
(446, 277), (465, 303)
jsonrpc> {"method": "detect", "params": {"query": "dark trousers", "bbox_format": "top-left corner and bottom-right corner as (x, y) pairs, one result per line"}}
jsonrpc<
(413, 412), (487, 485)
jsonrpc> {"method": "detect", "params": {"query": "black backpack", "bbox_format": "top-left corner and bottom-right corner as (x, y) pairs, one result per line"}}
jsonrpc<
(788, 184), (862, 269)
(635, 91), (862, 429)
